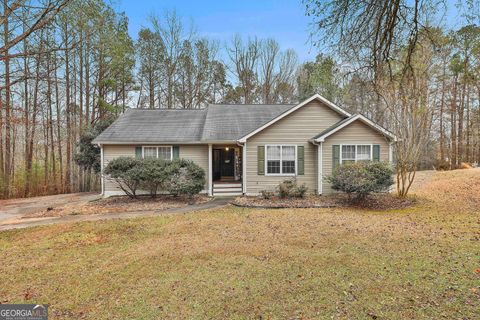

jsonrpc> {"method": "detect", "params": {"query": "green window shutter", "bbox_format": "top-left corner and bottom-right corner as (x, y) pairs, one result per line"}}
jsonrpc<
(297, 146), (304, 175)
(373, 145), (380, 162)
(135, 146), (142, 159)
(332, 145), (340, 170)
(172, 145), (180, 159)
(257, 146), (265, 175)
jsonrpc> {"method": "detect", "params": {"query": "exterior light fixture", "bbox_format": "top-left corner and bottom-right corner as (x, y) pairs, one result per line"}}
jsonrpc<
(225, 147), (229, 151)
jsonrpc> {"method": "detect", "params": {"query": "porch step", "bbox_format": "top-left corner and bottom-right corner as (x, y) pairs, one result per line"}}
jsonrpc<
(214, 188), (242, 193)
(213, 183), (243, 196)
(213, 183), (242, 188)
(214, 192), (243, 197)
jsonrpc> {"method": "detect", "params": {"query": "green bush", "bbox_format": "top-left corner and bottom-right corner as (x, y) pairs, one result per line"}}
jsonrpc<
(277, 178), (308, 198)
(104, 157), (144, 198)
(105, 157), (206, 198)
(326, 161), (394, 199)
(163, 159), (206, 197)
(139, 158), (169, 197)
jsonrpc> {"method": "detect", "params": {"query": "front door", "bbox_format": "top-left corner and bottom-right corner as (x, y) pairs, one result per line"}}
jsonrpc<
(213, 148), (235, 180)
(220, 148), (235, 177)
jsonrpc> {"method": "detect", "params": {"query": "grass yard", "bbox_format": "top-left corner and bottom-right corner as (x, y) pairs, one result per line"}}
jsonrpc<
(0, 169), (479, 319)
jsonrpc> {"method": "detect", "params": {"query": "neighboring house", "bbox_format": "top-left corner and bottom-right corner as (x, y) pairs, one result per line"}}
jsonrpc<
(93, 94), (396, 197)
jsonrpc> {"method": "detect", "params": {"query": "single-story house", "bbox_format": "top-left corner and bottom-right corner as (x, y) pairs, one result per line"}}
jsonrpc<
(93, 94), (396, 197)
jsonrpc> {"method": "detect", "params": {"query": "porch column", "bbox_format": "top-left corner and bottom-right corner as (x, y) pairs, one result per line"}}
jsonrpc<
(242, 142), (247, 194)
(317, 142), (323, 195)
(208, 144), (213, 196)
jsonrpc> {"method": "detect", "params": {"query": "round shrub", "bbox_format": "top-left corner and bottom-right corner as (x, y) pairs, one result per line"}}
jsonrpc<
(104, 157), (144, 197)
(326, 161), (394, 199)
(163, 159), (206, 197)
(139, 158), (169, 197)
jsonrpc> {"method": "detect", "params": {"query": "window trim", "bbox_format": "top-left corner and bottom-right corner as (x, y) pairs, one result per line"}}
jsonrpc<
(265, 144), (297, 176)
(141, 145), (173, 161)
(339, 144), (373, 164)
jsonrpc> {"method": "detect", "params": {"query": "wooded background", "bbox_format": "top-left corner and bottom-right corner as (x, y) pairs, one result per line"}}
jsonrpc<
(0, 0), (479, 199)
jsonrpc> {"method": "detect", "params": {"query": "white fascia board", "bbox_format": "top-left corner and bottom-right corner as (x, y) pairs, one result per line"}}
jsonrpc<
(314, 114), (397, 142)
(237, 94), (351, 143)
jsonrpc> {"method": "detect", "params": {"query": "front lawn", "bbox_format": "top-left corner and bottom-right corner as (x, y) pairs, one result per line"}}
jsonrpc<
(0, 169), (479, 319)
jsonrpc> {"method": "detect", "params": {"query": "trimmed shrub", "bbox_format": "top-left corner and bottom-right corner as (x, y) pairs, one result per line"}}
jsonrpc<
(163, 159), (206, 197)
(326, 161), (394, 199)
(278, 178), (308, 198)
(139, 158), (169, 197)
(260, 190), (274, 200)
(104, 157), (144, 198)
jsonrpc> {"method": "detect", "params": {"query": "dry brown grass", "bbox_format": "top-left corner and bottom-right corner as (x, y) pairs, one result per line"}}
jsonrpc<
(0, 169), (479, 319)
(411, 168), (480, 212)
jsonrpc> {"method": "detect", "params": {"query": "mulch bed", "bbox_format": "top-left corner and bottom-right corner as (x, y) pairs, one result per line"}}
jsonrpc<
(26, 195), (211, 218)
(232, 193), (416, 211)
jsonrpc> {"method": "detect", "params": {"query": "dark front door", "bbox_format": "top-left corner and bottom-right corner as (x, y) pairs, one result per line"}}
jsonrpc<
(213, 148), (235, 180)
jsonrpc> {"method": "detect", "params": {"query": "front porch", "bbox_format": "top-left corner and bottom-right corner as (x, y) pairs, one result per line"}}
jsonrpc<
(208, 144), (244, 196)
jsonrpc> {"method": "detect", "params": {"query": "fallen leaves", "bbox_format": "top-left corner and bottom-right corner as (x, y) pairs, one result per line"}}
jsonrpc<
(24, 195), (211, 218)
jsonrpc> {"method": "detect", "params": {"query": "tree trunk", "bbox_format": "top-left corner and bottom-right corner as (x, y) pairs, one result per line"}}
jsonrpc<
(3, 0), (12, 197)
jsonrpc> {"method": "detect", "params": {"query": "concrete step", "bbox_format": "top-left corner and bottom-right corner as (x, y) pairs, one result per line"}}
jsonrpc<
(213, 192), (243, 197)
(214, 187), (242, 193)
(213, 183), (242, 188)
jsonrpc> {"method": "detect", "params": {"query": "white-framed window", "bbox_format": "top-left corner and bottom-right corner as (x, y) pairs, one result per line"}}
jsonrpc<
(356, 145), (371, 161)
(142, 146), (173, 160)
(341, 144), (372, 164)
(266, 145), (296, 175)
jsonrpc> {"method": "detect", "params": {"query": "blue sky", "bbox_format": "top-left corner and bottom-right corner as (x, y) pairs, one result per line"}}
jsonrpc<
(114, 0), (465, 64)
(114, 0), (317, 63)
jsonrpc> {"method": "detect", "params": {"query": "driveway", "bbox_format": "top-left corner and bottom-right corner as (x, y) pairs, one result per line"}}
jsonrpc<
(0, 192), (101, 225)
(0, 195), (231, 231)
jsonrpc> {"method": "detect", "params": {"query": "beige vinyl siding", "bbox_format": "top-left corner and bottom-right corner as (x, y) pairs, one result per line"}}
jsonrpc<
(245, 100), (344, 194)
(321, 120), (391, 194)
(103, 145), (136, 193)
(179, 145), (209, 191)
(102, 144), (209, 195)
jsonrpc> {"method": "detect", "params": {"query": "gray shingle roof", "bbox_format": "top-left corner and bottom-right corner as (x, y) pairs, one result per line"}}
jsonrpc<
(93, 104), (295, 144)
(201, 104), (294, 141)
(311, 115), (355, 141)
(93, 108), (207, 143)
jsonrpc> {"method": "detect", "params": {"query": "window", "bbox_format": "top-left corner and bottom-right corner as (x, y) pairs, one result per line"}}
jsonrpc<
(157, 147), (172, 160)
(144, 147), (157, 159)
(282, 146), (296, 174)
(267, 146), (281, 174)
(142, 146), (173, 160)
(356, 145), (371, 161)
(266, 145), (296, 175)
(341, 145), (372, 164)
(342, 145), (356, 164)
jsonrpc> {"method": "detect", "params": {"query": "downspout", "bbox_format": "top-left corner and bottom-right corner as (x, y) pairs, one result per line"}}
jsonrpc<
(310, 139), (323, 195)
